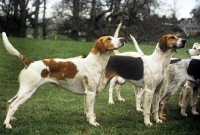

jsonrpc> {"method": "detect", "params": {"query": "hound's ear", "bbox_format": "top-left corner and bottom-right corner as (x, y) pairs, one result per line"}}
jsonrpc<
(158, 36), (167, 52)
(93, 38), (106, 53)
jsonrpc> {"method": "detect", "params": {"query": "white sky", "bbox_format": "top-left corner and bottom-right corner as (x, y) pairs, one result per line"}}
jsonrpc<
(46, 0), (198, 20)
(165, 0), (197, 19)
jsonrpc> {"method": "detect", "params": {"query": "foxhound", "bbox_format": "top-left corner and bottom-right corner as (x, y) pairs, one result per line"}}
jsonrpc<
(96, 34), (186, 126)
(179, 42), (200, 116)
(159, 58), (200, 120)
(2, 32), (125, 129)
(107, 23), (142, 104)
(159, 43), (200, 119)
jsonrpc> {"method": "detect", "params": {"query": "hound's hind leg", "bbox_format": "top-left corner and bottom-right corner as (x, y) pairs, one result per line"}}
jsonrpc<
(3, 87), (37, 129)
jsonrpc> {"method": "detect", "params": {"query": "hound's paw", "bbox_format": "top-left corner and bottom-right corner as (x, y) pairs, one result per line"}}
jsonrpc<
(89, 121), (100, 126)
(159, 115), (167, 121)
(181, 113), (187, 117)
(192, 111), (199, 115)
(181, 111), (187, 117)
(156, 119), (163, 124)
(87, 115), (100, 126)
(118, 98), (125, 102)
(145, 122), (153, 127)
(3, 123), (12, 129)
(136, 108), (143, 112)
(10, 117), (17, 121)
(108, 100), (114, 104)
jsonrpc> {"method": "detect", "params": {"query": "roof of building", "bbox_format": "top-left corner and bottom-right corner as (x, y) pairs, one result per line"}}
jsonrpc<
(185, 23), (200, 28)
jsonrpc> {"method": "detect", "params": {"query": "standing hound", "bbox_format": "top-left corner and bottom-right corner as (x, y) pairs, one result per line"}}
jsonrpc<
(179, 43), (200, 116)
(107, 23), (142, 105)
(2, 32), (125, 129)
(159, 58), (200, 120)
(96, 34), (186, 126)
(159, 43), (200, 119)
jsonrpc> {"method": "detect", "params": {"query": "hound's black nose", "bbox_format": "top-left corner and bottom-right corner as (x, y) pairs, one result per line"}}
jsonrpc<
(120, 38), (125, 43)
(181, 39), (186, 48)
(182, 39), (186, 44)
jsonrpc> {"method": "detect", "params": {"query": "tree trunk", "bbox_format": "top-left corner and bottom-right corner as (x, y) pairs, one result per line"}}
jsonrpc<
(71, 0), (79, 41)
(18, 0), (28, 37)
(12, 0), (19, 37)
(87, 0), (96, 42)
(42, 0), (47, 39)
(33, 0), (40, 39)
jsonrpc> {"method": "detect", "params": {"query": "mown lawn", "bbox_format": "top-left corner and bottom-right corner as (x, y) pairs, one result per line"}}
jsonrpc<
(0, 35), (199, 135)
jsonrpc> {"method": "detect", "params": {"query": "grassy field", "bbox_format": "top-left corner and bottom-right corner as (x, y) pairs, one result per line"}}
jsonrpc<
(0, 36), (200, 135)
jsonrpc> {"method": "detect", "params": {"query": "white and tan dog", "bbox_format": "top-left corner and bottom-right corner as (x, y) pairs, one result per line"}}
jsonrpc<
(108, 23), (143, 105)
(2, 32), (125, 129)
(96, 34), (186, 126)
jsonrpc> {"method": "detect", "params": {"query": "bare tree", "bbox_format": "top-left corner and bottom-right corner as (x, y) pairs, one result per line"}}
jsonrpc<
(51, 0), (174, 42)
(71, 0), (80, 40)
(190, 1), (200, 23)
(33, 0), (40, 38)
(17, 0), (30, 37)
(0, 0), (33, 37)
(52, 0), (114, 41)
(42, 0), (46, 39)
(86, 0), (96, 41)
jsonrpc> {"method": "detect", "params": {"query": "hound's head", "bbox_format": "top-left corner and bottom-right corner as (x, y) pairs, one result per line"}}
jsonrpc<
(158, 34), (186, 52)
(187, 43), (200, 56)
(92, 36), (125, 54)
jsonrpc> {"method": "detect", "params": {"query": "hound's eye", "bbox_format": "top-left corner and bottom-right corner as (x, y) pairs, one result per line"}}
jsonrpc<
(194, 47), (196, 49)
(169, 36), (175, 39)
(107, 37), (111, 41)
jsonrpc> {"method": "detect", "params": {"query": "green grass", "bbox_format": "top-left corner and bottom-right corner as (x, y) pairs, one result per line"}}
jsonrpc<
(0, 36), (199, 135)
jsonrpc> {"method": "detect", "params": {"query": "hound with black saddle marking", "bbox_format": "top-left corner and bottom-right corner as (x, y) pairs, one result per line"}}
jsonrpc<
(96, 34), (186, 126)
(108, 23), (142, 105)
(2, 32), (125, 129)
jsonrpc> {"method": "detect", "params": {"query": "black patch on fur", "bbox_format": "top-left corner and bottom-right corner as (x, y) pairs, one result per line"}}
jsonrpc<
(107, 56), (143, 80)
(187, 59), (200, 81)
(170, 59), (182, 64)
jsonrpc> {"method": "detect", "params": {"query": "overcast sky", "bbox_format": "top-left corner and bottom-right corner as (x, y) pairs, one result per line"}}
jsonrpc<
(166, 0), (197, 19)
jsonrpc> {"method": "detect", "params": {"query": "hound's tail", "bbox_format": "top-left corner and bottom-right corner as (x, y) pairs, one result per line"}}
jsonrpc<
(130, 34), (145, 56)
(2, 32), (32, 66)
(113, 23), (122, 55)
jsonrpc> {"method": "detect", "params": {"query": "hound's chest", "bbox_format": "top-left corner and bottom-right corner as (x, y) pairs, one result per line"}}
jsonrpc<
(143, 62), (165, 82)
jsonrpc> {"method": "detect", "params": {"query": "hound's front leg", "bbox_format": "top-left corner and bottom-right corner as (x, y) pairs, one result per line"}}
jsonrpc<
(191, 87), (199, 115)
(85, 91), (100, 126)
(136, 89), (144, 112)
(143, 89), (154, 126)
(153, 81), (163, 124)
(179, 85), (190, 116)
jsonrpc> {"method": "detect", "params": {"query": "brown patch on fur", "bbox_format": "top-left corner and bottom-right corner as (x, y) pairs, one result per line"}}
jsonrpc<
(42, 59), (79, 80)
(41, 68), (49, 78)
(91, 36), (115, 54)
(84, 75), (88, 84)
(158, 34), (179, 52)
(105, 66), (117, 79)
(20, 54), (33, 67)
